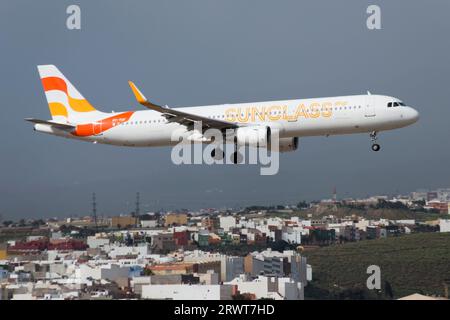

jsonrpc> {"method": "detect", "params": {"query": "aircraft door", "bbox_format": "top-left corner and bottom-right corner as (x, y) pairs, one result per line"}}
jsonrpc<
(365, 93), (376, 117)
(93, 121), (102, 135)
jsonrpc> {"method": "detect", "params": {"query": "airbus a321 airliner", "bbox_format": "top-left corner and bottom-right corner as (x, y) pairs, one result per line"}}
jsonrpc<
(26, 65), (419, 161)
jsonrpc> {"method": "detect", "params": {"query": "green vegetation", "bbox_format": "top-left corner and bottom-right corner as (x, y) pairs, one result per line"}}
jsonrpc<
(303, 232), (450, 299)
(289, 206), (444, 221)
(246, 204), (444, 221)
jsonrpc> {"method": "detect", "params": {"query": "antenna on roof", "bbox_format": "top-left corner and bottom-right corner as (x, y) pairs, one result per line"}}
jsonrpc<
(135, 192), (140, 217)
(92, 192), (98, 232)
(367, 91), (372, 95)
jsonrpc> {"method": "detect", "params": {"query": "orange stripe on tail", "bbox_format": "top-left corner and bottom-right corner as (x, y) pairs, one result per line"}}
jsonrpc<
(41, 77), (68, 94)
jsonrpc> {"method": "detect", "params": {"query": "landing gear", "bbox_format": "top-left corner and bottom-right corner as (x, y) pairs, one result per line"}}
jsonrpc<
(370, 131), (381, 152)
(231, 140), (243, 164)
(371, 144), (381, 152)
(231, 151), (243, 164)
(211, 147), (224, 160)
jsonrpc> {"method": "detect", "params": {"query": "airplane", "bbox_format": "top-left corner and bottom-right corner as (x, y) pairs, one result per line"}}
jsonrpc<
(26, 65), (419, 162)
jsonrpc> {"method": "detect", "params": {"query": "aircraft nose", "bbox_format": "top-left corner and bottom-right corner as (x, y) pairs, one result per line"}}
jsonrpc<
(406, 107), (419, 124)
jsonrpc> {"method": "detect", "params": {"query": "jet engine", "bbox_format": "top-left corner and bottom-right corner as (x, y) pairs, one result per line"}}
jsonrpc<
(277, 137), (299, 152)
(235, 126), (271, 148)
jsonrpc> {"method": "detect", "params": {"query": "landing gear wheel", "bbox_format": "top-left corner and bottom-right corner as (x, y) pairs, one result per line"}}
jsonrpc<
(371, 144), (380, 152)
(211, 148), (224, 160)
(231, 151), (243, 164)
(369, 131), (380, 151)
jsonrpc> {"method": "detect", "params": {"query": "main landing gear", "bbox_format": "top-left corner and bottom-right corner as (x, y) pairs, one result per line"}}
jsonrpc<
(231, 150), (243, 164)
(211, 147), (225, 160)
(370, 131), (381, 152)
(230, 139), (243, 164)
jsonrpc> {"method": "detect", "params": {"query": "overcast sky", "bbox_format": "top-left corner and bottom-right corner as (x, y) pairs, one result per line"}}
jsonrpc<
(1, 0), (449, 219)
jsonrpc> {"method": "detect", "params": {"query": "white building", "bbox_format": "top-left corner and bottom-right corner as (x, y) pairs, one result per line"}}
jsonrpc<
(394, 219), (416, 225)
(182, 251), (244, 282)
(226, 275), (304, 300)
(220, 256), (244, 282)
(219, 216), (236, 232)
(11, 293), (34, 300)
(75, 264), (130, 282)
(141, 220), (158, 228)
(281, 227), (303, 244)
(355, 219), (370, 231)
(141, 284), (234, 300)
(87, 236), (110, 249)
(197, 271), (220, 285)
(108, 244), (149, 259)
(439, 219), (450, 233)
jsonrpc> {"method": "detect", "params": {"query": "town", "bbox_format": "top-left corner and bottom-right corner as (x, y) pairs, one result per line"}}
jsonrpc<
(1, 187), (449, 300)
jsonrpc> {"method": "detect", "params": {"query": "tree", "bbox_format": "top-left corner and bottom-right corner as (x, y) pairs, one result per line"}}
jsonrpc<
(18, 219), (26, 227)
(31, 219), (45, 228)
(2, 220), (13, 227)
(413, 200), (425, 207)
(143, 268), (154, 276)
(232, 293), (253, 300)
(297, 201), (309, 209)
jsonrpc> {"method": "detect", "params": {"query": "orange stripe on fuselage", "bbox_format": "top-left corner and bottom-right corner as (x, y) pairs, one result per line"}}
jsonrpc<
(73, 111), (134, 137)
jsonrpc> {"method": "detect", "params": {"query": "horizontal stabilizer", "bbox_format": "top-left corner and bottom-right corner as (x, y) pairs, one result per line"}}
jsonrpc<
(25, 118), (75, 130)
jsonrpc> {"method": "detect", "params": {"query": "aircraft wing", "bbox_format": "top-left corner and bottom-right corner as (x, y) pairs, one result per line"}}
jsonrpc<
(128, 81), (239, 130)
(25, 118), (75, 130)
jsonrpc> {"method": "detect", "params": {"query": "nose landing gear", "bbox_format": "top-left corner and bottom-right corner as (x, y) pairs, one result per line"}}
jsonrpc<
(370, 131), (381, 152)
(371, 143), (381, 152)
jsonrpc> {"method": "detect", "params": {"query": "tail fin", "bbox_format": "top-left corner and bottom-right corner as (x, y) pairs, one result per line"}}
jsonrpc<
(37, 65), (103, 123)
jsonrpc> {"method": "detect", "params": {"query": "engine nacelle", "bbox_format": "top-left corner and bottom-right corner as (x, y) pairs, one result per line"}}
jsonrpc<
(278, 137), (299, 152)
(235, 126), (271, 148)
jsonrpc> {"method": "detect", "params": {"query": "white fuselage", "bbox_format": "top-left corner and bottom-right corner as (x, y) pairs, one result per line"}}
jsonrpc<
(34, 94), (419, 147)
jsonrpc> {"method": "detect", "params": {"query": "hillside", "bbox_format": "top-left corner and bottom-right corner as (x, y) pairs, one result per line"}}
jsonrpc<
(299, 206), (444, 221)
(303, 233), (450, 299)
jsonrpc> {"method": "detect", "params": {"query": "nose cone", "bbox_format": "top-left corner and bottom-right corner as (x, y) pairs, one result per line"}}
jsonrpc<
(404, 107), (419, 125)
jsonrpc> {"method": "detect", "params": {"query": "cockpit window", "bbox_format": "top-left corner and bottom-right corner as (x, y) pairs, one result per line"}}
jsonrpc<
(388, 101), (406, 107)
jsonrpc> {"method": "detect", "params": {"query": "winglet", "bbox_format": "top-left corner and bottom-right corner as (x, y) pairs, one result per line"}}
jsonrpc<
(128, 81), (163, 110)
(128, 81), (148, 104)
